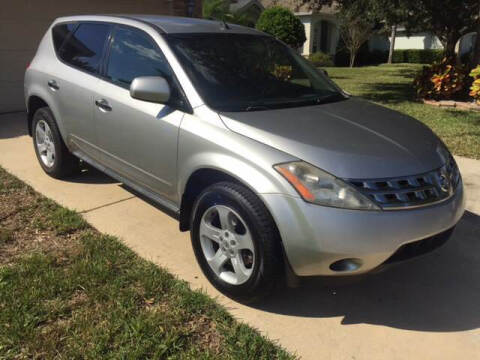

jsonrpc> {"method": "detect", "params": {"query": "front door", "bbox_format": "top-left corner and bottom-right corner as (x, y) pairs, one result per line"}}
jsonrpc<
(93, 25), (185, 202)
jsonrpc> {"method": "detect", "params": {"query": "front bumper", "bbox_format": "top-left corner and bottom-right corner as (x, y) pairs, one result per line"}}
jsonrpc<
(260, 182), (465, 276)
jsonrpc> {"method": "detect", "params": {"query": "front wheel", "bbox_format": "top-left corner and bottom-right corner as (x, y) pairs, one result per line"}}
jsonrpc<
(190, 182), (284, 303)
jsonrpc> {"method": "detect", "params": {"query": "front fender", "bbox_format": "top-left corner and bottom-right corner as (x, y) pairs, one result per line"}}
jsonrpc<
(177, 109), (299, 201)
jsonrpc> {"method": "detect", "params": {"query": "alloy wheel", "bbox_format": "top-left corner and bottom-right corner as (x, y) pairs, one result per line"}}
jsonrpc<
(35, 120), (56, 168)
(199, 205), (255, 285)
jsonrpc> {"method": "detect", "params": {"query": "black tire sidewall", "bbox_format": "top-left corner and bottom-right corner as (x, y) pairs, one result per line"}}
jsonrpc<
(32, 107), (74, 178)
(191, 183), (281, 302)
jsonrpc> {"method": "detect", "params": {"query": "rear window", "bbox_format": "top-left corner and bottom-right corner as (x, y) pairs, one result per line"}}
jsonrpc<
(52, 23), (77, 52)
(58, 23), (110, 74)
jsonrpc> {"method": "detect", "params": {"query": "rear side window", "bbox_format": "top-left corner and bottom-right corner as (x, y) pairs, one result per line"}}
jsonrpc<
(105, 26), (172, 88)
(52, 23), (77, 52)
(58, 23), (110, 74)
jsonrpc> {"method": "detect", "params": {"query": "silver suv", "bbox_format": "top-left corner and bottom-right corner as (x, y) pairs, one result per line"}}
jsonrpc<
(25, 15), (465, 302)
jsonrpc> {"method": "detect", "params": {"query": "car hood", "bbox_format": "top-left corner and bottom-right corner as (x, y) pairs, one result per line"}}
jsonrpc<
(219, 98), (445, 179)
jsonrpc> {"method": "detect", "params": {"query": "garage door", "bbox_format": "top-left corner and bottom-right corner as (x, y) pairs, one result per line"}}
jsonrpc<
(0, 0), (198, 113)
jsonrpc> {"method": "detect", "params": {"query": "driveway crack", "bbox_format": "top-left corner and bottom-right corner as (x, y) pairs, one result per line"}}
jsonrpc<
(79, 196), (136, 214)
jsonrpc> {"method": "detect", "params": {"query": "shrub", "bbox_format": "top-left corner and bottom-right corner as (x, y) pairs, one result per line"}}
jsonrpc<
(469, 65), (480, 103)
(308, 52), (334, 67)
(393, 49), (444, 64)
(414, 59), (468, 100)
(256, 7), (306, 49)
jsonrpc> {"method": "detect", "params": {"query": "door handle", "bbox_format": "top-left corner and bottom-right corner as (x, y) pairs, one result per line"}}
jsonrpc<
(95, 99), (112, 112)
(47, 80), (59, 91)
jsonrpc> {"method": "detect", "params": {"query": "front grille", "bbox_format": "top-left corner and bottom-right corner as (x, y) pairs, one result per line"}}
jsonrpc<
(347, 157), (460, 210)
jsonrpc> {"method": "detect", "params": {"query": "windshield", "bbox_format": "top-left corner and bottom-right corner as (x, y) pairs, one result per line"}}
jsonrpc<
(166, 33), (346, 112)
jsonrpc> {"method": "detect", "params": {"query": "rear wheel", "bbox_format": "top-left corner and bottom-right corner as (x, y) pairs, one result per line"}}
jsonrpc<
(191, 182), (283, 303)
(32, 107), (79, 179)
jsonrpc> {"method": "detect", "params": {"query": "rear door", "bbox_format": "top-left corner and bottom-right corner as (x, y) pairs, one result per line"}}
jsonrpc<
(52, 22), (111, 160)
(93, 25), (186, 202)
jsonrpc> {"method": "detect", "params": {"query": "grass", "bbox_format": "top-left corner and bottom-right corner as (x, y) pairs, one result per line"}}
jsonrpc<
(0, 167), (294, 360)
(325, 64), (480, 159)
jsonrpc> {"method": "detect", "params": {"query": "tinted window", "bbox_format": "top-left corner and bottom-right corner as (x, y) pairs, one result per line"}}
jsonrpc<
(52, 23), (77, 52)
(59, 23), (110, 74)
(106, 26), (172, 88)
(167, 34), (344, 112)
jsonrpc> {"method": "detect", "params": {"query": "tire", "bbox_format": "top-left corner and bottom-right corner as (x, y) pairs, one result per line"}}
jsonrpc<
(32, 107), (80, 179)
(190, 181), (284, 303)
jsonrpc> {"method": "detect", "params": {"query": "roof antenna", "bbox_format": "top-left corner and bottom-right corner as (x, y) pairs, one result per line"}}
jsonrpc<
(221, 18), (230, 30)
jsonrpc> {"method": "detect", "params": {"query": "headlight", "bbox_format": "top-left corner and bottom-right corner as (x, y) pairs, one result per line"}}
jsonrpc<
(437, 143), (461, 190)
(274, 161), (380, 210)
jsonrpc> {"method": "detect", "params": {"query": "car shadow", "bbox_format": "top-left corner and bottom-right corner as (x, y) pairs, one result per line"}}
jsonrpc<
(254, 210), (480, 332)
(69, 165), (118, 185)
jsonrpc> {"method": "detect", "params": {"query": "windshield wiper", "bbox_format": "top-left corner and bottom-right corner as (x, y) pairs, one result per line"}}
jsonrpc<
(288, 93), (346, 106)
(242, 93), (346, 112)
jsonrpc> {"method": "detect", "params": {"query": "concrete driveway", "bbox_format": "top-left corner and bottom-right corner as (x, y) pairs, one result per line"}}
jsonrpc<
(1, 112), (479, 359)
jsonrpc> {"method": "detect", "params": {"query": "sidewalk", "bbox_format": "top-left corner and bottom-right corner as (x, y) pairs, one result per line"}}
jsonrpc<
(1, 112), (479, 360)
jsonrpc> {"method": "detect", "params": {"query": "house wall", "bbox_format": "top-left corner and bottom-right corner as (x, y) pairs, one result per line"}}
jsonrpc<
(0, 0), (201, 113)
(299, 13), (339, 56)
(299, 15), (313, 56)
(393, 32), (443, 50)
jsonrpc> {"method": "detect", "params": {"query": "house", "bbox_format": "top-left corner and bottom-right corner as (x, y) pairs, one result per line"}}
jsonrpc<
(0, 0), (202, 113)
(259, 1), (476, 60)
(256, 1), (339, 56)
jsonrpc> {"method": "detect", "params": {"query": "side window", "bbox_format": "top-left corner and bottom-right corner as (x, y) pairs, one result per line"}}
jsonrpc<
(106, 26), (173, 88)
(52, 23), (77, 52)
(59, 23), (110, 74)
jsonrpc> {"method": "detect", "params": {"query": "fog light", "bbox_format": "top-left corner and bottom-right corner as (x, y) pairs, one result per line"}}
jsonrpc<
(329, 258), (362, 272)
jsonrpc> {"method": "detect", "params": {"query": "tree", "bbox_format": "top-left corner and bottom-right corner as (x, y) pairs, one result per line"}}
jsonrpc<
(387, 25), (397, 64)
(202, 0), (230, 20)
(301, 0), (480, 62)
(256, 7), (306, 49)
(337, 0), (381, 67)
(297, 0), (405, 65)
(202, 0), (253, 27)
(396, 0), (480, 60)
(367, 0), (410, 64)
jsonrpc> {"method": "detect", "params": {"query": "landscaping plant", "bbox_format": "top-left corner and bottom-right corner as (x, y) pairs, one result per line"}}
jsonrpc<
(308, 52), (334, 67)
(469, 65), (480, 104)
(256, 7), (306, 49)
(413, 59), (468, 100)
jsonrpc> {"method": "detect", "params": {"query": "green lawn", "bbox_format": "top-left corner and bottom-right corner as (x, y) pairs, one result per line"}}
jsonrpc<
(0, 167), (294, 359)
(325, 64), (480, 159)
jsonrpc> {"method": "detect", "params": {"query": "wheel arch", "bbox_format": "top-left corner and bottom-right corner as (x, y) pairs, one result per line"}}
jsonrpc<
(179, 167), (252, 232)
(27, 95), (49, 136)
(26, 88), (67, 142)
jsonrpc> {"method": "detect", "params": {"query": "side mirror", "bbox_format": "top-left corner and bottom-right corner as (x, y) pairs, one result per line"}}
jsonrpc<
(130, 76), (170, 103)
(321, 69), (329, 77)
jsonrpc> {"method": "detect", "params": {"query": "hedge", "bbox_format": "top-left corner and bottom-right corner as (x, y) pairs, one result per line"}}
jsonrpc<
(392, 49), (444, 64)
